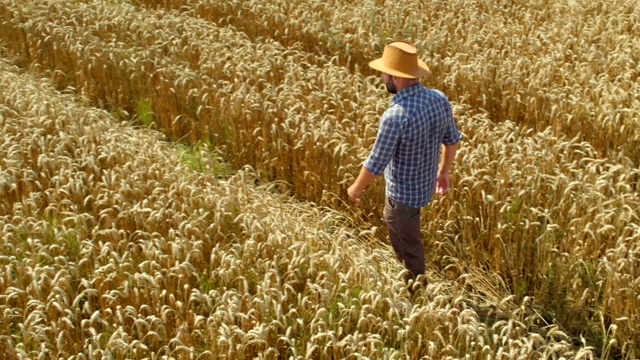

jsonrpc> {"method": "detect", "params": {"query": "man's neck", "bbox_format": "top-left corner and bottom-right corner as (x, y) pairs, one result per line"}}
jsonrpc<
(396, 80), (420, 93)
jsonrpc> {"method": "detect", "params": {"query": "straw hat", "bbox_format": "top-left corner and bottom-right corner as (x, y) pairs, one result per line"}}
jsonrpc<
(369, 40), (430, 79)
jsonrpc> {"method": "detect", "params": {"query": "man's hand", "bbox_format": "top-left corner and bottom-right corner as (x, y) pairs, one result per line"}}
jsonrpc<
(436, 171), (450, 195)
(347, 184), (363, 203)
(437, 143), (457, 195)
(348, 166), (378, 203)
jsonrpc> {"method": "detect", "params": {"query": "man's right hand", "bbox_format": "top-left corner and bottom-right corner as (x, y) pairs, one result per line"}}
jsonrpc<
(347, 184), (363, 203)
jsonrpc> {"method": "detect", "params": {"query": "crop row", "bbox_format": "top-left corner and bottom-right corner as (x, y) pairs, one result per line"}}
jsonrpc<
(138, 0), (640, 166)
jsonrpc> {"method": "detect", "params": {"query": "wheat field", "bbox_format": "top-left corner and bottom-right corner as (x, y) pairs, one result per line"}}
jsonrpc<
(0, 0), (639, 358)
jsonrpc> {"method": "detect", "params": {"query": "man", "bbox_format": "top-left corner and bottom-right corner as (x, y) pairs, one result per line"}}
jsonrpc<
(347, 40), (462, 288)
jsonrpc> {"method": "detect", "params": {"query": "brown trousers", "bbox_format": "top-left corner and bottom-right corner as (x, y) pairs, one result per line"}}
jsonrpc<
(383, 196), (425, 279)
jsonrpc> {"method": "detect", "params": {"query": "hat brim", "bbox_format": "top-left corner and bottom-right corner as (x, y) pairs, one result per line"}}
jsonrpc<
(369, 58), (430, 79)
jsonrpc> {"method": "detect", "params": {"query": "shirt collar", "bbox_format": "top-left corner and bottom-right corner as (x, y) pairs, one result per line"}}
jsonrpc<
(392, 82), (424, 103)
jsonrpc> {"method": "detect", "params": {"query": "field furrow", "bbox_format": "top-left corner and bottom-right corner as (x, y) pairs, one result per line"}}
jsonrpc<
(0, 0), (387, 206)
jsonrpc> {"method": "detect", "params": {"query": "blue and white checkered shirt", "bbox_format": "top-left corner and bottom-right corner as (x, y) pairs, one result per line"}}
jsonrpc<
(364, 83), (462, 208)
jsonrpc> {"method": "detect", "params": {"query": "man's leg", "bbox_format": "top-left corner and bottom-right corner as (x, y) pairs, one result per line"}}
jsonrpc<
(383, 196), (425, 279)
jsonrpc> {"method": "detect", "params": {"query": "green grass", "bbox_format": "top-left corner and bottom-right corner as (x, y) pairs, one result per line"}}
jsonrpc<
(178, 142), (235, 178)
(136, 98), (154, 128)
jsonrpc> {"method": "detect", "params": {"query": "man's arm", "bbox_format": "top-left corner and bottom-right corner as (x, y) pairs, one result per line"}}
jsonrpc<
(436, 143), (458, 195)
(347, 166), (379, 203)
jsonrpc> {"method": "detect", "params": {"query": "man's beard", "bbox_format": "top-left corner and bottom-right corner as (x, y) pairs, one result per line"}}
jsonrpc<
(385, 80), (398, 94)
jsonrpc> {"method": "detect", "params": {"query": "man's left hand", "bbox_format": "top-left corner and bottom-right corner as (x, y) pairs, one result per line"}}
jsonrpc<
(436, 172), (450, 195)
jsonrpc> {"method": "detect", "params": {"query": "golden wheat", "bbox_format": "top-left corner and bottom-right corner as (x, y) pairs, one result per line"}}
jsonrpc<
(1, 0), (639, 357)
(1, 56), (592, 358)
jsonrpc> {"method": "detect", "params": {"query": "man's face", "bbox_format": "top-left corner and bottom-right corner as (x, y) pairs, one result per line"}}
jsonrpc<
(382, 73), (397, 94)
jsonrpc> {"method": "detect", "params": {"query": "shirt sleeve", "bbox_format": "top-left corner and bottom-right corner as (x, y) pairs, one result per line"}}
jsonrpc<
(363, 110), (402, 176)
(441, 102), (462, 146)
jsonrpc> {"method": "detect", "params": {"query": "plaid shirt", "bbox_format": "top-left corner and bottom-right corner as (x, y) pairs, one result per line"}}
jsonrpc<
(364, 83), (462, 208)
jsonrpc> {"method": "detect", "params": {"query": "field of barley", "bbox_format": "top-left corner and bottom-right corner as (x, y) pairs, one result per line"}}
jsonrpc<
(0, 0), (639, 358)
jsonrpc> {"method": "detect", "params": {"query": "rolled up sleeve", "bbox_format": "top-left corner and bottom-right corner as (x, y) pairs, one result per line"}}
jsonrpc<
(363, 112), (401, 176)
(442, 104), (462, 146)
